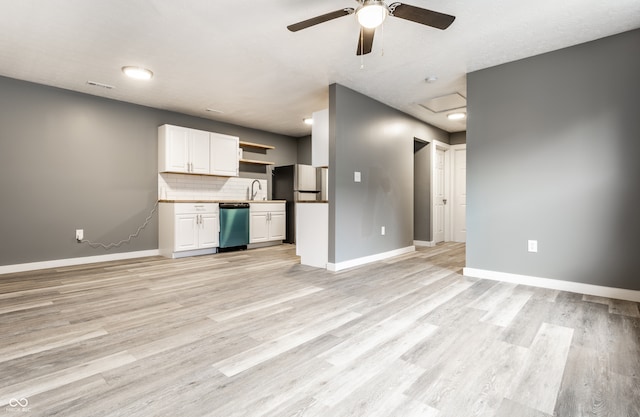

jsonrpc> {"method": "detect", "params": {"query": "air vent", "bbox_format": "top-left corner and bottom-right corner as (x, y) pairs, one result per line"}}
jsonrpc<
(87, 81), (115, 90)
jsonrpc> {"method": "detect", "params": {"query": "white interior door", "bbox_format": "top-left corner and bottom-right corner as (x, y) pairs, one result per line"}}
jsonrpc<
(433, 148), (447, 243)
(452, 147), (467, 242)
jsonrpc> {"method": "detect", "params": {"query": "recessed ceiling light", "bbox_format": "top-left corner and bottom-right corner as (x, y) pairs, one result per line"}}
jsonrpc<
(303, 118), (313, 125)
(447, 112), (466, 120)
(122, 66), (153, 80)
(425, 76), (438, 84)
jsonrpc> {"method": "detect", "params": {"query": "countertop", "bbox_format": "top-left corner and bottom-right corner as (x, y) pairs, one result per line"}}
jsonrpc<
(158, 199), (286, 204)
(296, 200), (329, 204)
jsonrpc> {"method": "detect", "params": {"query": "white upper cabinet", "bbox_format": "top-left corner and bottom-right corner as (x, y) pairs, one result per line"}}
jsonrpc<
(311, 108), (329, 168)
(159, 125), (189, 173)
(210, 132), (239, 177)
(189, 129), (212, 174)
(158, 124), (239, 177)
(159, 125), (210, 174)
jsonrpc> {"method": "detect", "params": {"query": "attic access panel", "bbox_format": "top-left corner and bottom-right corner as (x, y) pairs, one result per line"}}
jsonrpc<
(418, 92), (466, 113)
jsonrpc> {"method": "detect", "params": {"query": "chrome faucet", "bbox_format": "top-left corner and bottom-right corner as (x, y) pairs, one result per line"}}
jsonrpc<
(251, 179), (262, 200)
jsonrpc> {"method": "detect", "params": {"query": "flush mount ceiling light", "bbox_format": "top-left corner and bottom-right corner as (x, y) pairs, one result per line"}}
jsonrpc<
(356, 0), (388, 28)
(447, 112), (466, 120)
(121, 66), (153, 80)
(303, 118), (314, 125)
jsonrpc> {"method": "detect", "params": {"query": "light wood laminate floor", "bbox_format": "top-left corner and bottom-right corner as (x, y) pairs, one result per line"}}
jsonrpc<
(1, 243), (639, 416)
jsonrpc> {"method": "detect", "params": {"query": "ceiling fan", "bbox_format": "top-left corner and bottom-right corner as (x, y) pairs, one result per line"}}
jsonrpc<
(287, 0), (456, 56)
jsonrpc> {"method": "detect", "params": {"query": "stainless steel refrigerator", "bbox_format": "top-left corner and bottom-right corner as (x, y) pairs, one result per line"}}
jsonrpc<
(272, 164), (321, 243)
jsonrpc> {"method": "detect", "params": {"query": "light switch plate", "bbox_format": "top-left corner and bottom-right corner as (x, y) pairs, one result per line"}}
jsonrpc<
(354, 171), (361, 182)
(528, 240), (538, 253)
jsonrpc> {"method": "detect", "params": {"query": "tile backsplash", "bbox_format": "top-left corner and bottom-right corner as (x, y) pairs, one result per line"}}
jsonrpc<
(158, 173), (267, 201)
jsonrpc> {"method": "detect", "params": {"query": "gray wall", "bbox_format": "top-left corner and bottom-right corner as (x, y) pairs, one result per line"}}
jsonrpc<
(0, 76), (298, 266)
(328, 83), (448, 264)
(466, 29), (640, 291)
(450, 131), (467, 145)
(296, 135), (312, 165)
(414, 142), (432, 241)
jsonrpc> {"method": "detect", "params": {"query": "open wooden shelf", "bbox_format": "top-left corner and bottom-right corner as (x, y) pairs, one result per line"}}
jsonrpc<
(239, 158), (274, 166)
(239, 141), (275, 150)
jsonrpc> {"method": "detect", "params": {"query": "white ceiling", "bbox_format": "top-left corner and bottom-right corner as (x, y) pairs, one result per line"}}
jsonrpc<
(1, 1), (638, 137)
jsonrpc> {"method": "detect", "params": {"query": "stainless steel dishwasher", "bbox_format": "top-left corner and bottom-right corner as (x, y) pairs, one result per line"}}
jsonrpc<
(218, 203), (250, 251)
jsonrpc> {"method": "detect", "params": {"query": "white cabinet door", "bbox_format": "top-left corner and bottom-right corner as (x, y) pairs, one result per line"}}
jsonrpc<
(210, 132), (239, 177)
(250, 212), (269, 243)
(174, 214), (198, 251)
(199, 212), (219, 248)
(159, 125), (210, 174)
(160, 125), (190, 173)
(269, 211), (286, 240)
(189, 129), (211, 174)
(249, 203), (286, 243)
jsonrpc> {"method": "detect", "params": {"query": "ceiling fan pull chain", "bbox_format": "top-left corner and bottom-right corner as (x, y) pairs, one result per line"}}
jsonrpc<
(381, 21), (385, 56)
(360, 27), (365, 69)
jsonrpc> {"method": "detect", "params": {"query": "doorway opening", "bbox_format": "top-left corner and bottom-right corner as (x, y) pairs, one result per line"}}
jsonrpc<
(414, 139), (466, 246)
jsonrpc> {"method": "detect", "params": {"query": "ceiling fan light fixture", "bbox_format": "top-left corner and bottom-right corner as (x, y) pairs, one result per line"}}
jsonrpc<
(122, 66), (153, 80)
(356, 1), (388, 29)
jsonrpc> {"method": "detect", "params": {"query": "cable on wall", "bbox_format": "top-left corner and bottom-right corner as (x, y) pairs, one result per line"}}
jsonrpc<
(78, 201), (159, 250)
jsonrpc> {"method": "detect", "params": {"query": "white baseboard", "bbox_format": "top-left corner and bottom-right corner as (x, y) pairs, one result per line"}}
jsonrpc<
(247, 241), (283, 250)
(414, 240), (436, 247)
(170, 248), (217, 259)
(0, 249), (161, 275)
(327, 246), (415, 272)
(463, 267), (640, 303)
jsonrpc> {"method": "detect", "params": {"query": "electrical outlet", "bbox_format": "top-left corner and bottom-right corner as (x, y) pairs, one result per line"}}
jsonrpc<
(76, 229), (84, 241)
(381, 226), (385, 236)
(528, 240), (538, 253)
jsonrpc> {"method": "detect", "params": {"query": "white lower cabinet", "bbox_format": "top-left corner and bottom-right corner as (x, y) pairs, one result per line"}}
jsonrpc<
(159, 203), (219, 258)
(250, 203), (286, 243)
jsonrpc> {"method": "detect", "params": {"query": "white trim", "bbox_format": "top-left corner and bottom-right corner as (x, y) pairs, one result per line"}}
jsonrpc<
(327, 246), (415, 272)
(431, 142), (451, 244)
(247, 241), (283, 250)
(170, 248), (216, 259)
(450, 145), (467, 243)
(463, 267), (640, 303)
(0, 250), (161, 275)
(414, 240), (436, 247)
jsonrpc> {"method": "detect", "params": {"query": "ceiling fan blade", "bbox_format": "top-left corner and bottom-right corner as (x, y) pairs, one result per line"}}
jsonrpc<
(356, 27), (375, 56)
(287, 8), (355, 32)
(388, 3), (455, 30)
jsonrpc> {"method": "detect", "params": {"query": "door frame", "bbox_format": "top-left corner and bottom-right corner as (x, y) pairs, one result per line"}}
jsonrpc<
(414, 139), (463, 247)
(450, 144), (467, 242)
(431, 140), (452, 243)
